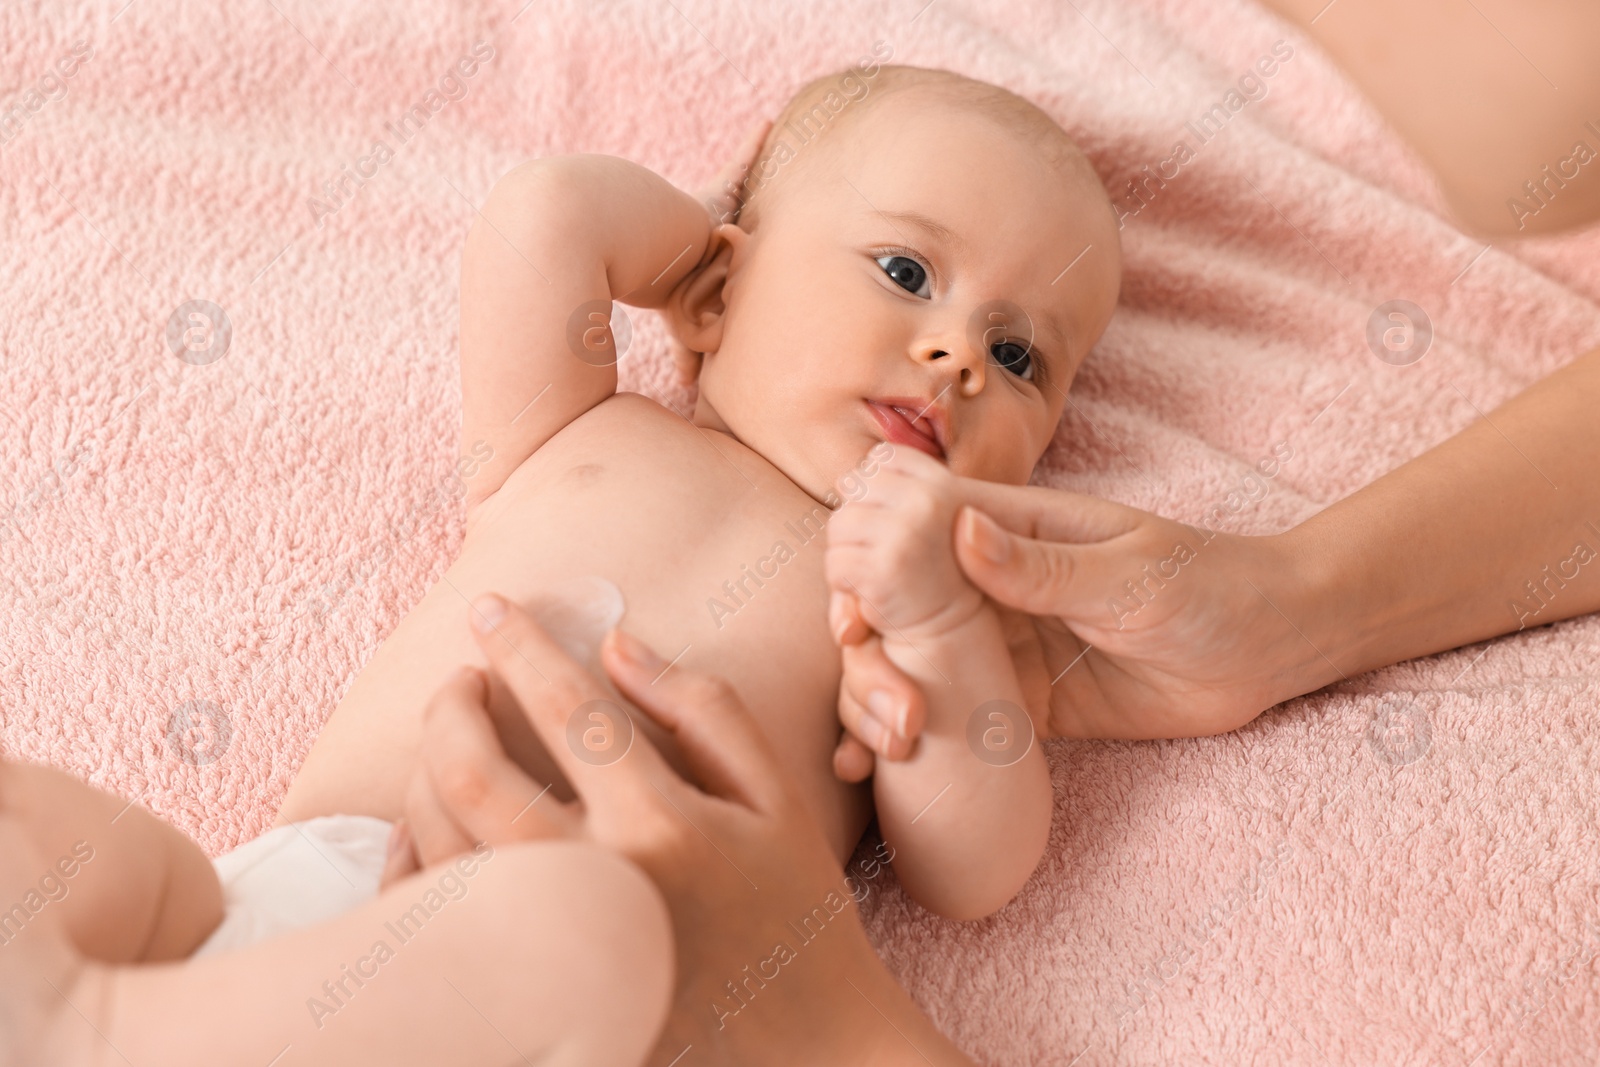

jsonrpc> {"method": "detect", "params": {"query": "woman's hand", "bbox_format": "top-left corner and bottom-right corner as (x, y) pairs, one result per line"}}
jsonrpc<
(831, 478), (1332, 765)
(666, 117), (771, 385)
(387, 593), (974, 1066)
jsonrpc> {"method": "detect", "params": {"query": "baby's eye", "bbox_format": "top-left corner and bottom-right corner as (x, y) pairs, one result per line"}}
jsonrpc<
(875, 254), (931, 298)
(991, 340), (1034, 381)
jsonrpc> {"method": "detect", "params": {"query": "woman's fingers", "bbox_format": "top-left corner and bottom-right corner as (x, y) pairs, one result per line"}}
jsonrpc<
(838, 636), (923, 759)
(403, 759), (478, 869)
(955, 478), (1141, 545)
(828, 589), (872, 647)
(421, 666), (571, 843)
(955, 506), (1104, 617)
(468, 595), (668, 819)
(669, 342), (704, 386)
(601, 626), (778, 811)
(832, 734), (876, 783)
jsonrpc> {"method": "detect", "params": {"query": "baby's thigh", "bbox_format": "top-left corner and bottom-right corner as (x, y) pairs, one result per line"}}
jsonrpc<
(335, 840), (675, 1066)
(95, 841), (674, 1067)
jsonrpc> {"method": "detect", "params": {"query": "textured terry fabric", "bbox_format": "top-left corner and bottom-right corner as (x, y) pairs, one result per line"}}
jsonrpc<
(2, 0), (1599, 1063)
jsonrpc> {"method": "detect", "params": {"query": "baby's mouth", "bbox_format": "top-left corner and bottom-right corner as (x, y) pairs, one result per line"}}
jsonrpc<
(864, 399), (945, 460)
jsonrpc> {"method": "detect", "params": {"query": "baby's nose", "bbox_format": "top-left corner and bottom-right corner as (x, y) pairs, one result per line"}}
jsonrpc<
(920, 343), (987, 394)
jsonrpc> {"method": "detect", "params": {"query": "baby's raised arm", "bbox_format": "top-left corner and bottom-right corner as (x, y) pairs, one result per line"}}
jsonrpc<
(457, 155), (715, 521)
(826, 448), (1053, 920)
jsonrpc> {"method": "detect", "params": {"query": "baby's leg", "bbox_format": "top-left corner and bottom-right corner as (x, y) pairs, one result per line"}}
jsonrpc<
(38, 840), (673, 1067)
(0, 758), (222, 963)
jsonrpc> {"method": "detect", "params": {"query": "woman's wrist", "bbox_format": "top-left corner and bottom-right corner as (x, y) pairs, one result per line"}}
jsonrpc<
(1271, 491), (1484, 696)
(820, 923), (973, 1066)
(1258, 525), (1376, 701)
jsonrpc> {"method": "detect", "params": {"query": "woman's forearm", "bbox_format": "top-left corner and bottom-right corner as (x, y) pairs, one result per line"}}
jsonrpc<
(1287, 344), (1600, 688)
(1256, 0), (1600, 236)
(836, 934), (977, 1066)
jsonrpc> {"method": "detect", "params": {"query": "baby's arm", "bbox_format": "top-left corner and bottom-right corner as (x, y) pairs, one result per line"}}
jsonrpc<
(825, 448), (1052, 921)
(458, 154), (716, 521)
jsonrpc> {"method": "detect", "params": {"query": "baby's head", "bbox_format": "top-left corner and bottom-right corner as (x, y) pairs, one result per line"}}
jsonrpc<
(666, 63), (1121, 502)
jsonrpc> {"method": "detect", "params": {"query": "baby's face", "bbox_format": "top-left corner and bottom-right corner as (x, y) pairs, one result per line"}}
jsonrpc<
(693, 91), (1121, 502)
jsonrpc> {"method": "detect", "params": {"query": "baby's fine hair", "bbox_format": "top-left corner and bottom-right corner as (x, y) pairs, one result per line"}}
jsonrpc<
(738, 62), (1104, 229)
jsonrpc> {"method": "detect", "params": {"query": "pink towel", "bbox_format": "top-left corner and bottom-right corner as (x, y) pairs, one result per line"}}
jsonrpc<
(4, 0), (1599, 1062)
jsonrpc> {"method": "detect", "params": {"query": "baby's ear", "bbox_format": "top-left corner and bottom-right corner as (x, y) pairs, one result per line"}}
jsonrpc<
(663, 223), (748, 382)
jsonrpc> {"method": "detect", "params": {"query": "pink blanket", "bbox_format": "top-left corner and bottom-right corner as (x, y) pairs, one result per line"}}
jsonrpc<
(4, 0), (1599, 1062)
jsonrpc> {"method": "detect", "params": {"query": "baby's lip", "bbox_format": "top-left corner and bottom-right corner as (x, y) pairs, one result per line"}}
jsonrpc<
(864, 397), (946, 460)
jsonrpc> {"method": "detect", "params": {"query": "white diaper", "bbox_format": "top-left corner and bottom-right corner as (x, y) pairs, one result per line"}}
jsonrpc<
(192, 815), (393, 958)
(192, 578), (626, 958)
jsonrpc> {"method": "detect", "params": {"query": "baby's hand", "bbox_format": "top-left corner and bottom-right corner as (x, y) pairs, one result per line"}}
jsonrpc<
(825, 446), (984, 645)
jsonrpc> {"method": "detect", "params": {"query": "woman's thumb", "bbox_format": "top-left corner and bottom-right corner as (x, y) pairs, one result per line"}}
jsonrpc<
(955, 506), (1084, 616)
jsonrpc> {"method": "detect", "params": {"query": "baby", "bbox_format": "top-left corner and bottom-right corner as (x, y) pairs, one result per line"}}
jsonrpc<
(2, 62), (1120, 1065)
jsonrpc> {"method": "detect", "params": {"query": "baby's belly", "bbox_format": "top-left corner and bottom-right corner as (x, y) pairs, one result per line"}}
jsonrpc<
(277, 394), (870, 860)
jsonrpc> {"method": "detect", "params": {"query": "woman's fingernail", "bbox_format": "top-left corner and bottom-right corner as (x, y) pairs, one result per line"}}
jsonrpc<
(963, 509), (1010, 564)
(471, 594), (507, 634)
(830, 592), (851, 644)
(896, 703), (912, 738)
(612, 627), (666, 671)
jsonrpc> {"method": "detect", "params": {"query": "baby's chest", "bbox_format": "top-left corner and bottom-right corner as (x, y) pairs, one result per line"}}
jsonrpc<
(456, 405), (863, 843)
(472, 402), (838, 661)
